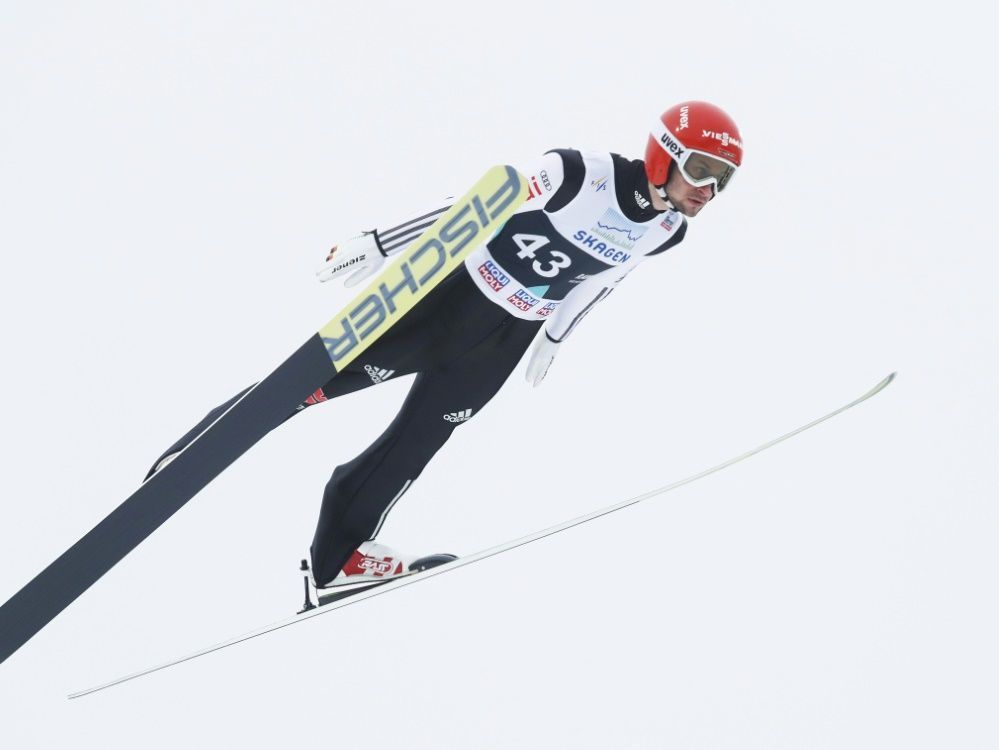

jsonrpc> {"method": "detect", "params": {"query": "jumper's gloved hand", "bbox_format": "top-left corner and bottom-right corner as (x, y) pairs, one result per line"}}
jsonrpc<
(316, 231), (386, 288)
(526, 333), (561, 387)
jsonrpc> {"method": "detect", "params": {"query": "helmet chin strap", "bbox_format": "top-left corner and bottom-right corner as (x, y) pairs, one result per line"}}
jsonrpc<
(656, 179), (717, 212)
(654, 183), (677, 211)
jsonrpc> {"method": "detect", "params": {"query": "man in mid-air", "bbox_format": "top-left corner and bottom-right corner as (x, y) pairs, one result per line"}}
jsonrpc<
(146, 100), (744, 596)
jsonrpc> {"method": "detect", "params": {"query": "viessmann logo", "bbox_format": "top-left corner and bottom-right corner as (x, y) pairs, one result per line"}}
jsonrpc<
(702, 130), (742, 148)
(320, 167), (524, 364)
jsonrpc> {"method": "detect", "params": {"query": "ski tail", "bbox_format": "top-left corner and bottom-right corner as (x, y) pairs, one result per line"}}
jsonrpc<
(0, 165), (528, 668)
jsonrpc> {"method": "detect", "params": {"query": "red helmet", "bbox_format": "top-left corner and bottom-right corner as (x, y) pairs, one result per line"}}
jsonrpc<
(645, 101), (743, 196)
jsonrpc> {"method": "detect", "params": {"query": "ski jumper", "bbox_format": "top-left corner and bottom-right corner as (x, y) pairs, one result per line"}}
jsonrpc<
(147, 149), (687, 585)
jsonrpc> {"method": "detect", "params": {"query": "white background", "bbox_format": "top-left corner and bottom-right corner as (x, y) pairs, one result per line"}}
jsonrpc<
(1, 1), (996, 747)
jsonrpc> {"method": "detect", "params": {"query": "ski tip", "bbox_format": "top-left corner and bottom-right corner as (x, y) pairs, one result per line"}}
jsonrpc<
(866, 371), (897, 399)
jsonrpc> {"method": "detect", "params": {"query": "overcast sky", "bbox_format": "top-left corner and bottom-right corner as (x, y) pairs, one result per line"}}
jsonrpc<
(1, 2), (996, 748)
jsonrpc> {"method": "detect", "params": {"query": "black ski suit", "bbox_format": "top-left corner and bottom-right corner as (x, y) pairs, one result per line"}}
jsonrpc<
(147, 149), (686, 585)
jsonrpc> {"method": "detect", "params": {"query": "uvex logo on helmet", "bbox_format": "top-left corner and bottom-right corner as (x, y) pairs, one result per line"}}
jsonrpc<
(659, 132), (685, 159)
(645, 100), (744, 188)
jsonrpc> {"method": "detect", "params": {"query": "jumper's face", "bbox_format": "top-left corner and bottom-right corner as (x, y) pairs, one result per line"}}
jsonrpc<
(649, 167), (714, 217)
(671, 165), (715, 216)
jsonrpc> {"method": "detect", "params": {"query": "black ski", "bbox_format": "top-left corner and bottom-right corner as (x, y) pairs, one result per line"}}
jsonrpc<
(0, 165), (526, 667)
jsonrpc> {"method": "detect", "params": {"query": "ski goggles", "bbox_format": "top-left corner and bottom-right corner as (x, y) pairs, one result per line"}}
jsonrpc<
(679, 151), (737, 193)
(651, 122), (739, 193)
